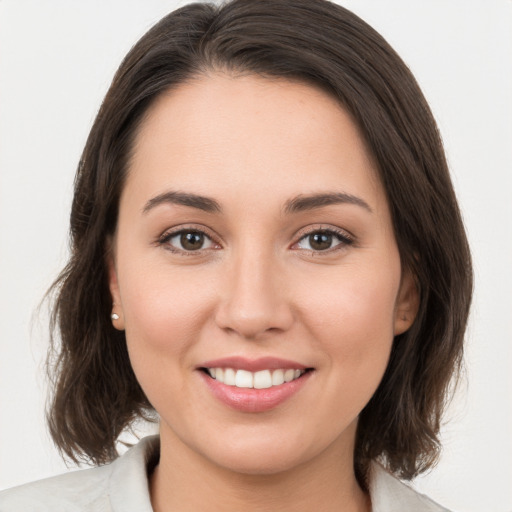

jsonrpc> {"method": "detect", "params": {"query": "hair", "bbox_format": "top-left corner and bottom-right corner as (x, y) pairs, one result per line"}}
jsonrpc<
(47, 0), (473, 486)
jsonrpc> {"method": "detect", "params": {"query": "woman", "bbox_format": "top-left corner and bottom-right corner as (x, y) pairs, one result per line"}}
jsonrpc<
(0, 0), (472, 510)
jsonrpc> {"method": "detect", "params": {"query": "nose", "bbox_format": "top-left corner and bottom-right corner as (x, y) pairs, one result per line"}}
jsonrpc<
(214, 248), (294, 340)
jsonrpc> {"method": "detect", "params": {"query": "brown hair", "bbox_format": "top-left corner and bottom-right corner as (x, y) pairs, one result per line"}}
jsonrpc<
(47, 0), (473, 485)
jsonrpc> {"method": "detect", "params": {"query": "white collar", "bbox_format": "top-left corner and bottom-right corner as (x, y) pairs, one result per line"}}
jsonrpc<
(109, 436), (450, 511)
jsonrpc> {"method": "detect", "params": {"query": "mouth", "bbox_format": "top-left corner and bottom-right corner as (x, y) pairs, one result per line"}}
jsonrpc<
(201, 367), (311, 389)
(198, 357), (314, 413)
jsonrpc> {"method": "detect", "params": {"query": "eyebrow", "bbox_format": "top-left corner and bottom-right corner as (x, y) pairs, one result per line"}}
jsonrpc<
(142, 191), (221, 214)
(283, 192), (373, 214)
(142, 190), (372, 216)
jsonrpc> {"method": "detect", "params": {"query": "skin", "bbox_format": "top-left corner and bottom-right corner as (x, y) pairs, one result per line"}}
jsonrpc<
(109, 73), (418, 512)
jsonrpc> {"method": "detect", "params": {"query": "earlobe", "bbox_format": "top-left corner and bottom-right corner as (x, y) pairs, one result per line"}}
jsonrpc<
(394, 269), (419, 335)
(107, 252), (125, 331)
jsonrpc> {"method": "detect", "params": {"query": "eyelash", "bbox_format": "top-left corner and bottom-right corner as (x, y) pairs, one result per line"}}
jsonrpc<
(293, 227), (355, 253)
(157, 226), (221, 255)
(156, 225), (355, 255)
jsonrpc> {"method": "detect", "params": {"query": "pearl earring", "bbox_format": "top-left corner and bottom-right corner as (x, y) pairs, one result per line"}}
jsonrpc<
(111, 313), (120, 321)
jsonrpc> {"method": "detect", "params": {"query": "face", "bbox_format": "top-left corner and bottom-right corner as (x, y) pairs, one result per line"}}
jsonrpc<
(109, 74), (418, 475)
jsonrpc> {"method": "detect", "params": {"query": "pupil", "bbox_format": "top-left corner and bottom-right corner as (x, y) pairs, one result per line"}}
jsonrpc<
(310, 232), (332, 250)
(181, 232), (204, 250)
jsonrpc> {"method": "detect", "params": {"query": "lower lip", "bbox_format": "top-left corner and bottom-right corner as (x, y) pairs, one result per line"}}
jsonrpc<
(200, 371), (312, 413)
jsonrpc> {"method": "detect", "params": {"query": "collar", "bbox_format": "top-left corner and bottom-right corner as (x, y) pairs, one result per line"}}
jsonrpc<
(107, 436), (449, 512)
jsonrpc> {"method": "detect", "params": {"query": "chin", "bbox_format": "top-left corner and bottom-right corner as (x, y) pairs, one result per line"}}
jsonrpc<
(210, 447), (309, 476)
(193, 427), (333, 476)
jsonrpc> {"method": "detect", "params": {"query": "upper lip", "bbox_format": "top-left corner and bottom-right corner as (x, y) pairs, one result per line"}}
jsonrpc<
(199, 356), (309, 372)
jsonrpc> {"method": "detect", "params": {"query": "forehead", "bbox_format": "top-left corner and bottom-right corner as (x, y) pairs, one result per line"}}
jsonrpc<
(126, 73), (385, 212)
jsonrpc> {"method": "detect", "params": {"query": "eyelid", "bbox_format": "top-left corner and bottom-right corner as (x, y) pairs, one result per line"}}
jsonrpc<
(291, 225), (355, 252)
(156, 224), (222, 253)
(155, 223), (354, 254)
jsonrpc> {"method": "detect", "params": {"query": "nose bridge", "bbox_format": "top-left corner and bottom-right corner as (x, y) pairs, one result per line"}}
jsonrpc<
(215, 241), (293, 338)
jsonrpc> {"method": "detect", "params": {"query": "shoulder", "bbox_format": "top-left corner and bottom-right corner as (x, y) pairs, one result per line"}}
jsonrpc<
(0, 436), (159, 512)
(369, 462), (452, 512)
(0, 464), (112, 512)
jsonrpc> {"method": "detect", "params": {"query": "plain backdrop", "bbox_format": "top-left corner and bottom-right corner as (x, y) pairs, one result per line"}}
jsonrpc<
(1, 1), (511, 511)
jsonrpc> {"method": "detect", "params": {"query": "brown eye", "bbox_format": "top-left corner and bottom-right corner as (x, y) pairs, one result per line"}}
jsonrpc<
(163, 230), (215, 252)
(309, 232), (333, 251)
(180, 232), (205, 250)
(295, 229), (353, 252)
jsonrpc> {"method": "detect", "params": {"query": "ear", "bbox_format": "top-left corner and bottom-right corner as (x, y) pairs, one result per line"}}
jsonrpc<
(107, 249), (125, 331)
(394, 268), (419, 336)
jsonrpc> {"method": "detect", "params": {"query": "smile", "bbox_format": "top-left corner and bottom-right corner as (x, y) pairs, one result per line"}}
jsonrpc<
(199, 357), (313, 412)
(205, 368), (306, 389)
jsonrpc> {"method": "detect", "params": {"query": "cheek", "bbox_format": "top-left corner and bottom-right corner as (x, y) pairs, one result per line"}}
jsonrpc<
(298, 264), (399, 383)
(118, 259), (216, 378)
(303, 263), (398, 332)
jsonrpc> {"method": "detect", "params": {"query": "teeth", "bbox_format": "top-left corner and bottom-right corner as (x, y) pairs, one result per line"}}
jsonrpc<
(235, 369), (253, 388)
(272, 369), (285, 386)
(206, 367), (306, 388)
(224, 368), (236, 386)
(284, 369), (295, 382)
(254, 370), (272, 389)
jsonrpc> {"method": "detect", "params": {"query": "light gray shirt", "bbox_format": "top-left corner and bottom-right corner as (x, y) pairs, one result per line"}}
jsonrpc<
(0, 436), (450, 511)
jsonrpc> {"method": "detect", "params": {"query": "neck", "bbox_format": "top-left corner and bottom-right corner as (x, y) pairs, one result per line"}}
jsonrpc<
(150, 425), (370, 512)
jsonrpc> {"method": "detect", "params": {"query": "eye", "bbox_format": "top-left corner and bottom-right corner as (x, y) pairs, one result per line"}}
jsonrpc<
(160, 229), (217, 252)
(295, 229), (353, 252)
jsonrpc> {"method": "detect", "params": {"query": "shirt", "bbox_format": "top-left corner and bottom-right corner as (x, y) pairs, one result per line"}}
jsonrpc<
(0, 436), (450, 511)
